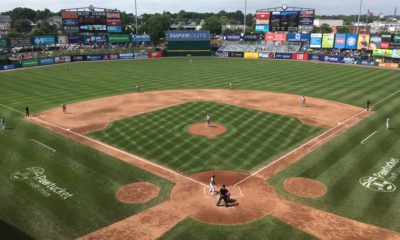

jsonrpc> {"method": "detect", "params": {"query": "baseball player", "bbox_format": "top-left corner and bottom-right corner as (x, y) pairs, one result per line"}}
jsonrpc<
(301, 96), (306, 106)
(25, 106), (30, 117)
(386, 113), (390, 130)
(209, 175), (218, 195)
(366, 100), (371, 111)
(65, 64), (69, 71)
(1, 117), (6, 130)
(206, 113), (211, 127)
(229, 81), (233, 89)
(61, 103), (67, 114)
(189, 58), (192, 64)
(136, 83), (141, 92)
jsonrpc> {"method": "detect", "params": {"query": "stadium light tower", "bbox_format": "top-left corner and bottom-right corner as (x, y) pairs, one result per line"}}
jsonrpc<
(243, 0), (247, 33)
(135, 0), (138, 34)
(356, 0), (363, 33)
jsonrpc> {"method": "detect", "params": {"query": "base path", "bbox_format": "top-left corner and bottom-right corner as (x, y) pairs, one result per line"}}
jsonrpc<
(35, 89), (363, 133)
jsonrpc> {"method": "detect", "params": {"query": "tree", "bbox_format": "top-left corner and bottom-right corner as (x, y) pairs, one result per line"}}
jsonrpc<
(336, 26), (351, 33)
(202, 16), (222, 34)
(14, 19), (32, 33)
(140, 14), (171, 40)
(30, 21), (57, 35)
(10, 7), (36, 27)
(312, 24), (332, 33)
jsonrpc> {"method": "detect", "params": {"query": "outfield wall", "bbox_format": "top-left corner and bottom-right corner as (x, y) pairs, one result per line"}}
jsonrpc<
(1, 51), (398, 71)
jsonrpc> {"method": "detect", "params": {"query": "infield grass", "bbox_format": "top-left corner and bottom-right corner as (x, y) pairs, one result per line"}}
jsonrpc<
(1, 58), (400, 238)
(89, 101), (322, 174)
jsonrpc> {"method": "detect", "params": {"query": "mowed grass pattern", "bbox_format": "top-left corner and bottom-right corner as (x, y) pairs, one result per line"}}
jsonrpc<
(90, 102), (322, 174)
(1, 58), (400, 113)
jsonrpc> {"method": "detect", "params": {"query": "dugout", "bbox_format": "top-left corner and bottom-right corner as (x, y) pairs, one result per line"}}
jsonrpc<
(166, 30), (211, 56)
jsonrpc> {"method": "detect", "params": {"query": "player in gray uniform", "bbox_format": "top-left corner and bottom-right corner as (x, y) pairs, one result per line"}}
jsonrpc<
(1, 117), (6, 130)
(386, 113), (390, 130)
(206, 113), (211, 127)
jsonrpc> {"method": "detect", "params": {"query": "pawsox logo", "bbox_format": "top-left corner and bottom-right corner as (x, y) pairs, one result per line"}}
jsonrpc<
(359, 158), (399, 192)
(10, 167), (74, 200)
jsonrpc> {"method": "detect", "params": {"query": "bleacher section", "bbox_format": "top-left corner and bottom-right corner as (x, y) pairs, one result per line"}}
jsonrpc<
(219, 41), (304, 53)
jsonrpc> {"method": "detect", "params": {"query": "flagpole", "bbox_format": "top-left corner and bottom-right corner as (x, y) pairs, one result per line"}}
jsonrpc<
(135, 0), (138, 34)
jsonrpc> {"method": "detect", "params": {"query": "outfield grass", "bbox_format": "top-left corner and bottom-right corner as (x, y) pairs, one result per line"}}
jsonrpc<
(0, 58), (399, 113)
(268, 95), (400, 232)
(89, 101), (322, 174)
(159, 216), (317, 240)
(1, 58), (400, 238)
(0, 110), (174, 240)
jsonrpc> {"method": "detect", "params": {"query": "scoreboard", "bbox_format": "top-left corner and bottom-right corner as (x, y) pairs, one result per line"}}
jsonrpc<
(61, 8), (122, 34)
(255, 7), (315, 33)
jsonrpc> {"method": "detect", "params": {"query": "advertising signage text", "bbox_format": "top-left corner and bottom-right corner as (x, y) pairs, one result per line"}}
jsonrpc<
(167, 31), (210, 41)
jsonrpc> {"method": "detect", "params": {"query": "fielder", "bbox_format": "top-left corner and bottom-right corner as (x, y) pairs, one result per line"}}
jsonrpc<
(1, 117), (6, 130)
(206, 113), (211, 127)
(136, 83), (141, 92)
(229, 81), (233, 89)
(61, 103), (67, 114)
(301, 96), (306, 106)
(386, 114), (390, 130)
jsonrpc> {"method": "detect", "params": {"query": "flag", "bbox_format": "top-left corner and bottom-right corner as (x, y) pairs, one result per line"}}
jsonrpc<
(367, 10), (373, 17)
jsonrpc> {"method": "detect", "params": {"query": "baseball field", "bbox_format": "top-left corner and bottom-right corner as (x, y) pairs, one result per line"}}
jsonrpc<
(0, 58), (400, 239)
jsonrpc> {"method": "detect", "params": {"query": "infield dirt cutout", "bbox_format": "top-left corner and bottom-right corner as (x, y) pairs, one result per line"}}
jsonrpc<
(116, 182), (160, 203)
(283, 177), (327, 198)
(29, 89), (400, 240)
(187, 123), (227, 138)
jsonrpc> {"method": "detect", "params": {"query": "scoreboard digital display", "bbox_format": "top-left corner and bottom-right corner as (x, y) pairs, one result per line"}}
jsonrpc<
(255, 8), (314, 33)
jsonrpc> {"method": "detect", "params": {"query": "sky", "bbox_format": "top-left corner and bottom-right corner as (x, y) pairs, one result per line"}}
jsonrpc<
(1, 0), (399, 16)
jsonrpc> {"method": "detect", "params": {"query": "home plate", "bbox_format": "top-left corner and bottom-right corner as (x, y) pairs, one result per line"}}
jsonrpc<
(203, 185), (243, 199)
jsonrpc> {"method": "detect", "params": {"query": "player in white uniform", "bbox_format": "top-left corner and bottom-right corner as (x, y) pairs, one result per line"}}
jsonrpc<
(386, 114), (390, 130)
(229, 81), (233, 89)
(206, 113), (211, 127)
(301, 96), (306, 106)
(210, 175), (217, 195)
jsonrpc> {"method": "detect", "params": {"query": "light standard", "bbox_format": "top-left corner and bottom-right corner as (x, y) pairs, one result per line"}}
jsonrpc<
(135, 0), (138, 34)
(356, 0), (363, 33)
(243, 0), (247, 34)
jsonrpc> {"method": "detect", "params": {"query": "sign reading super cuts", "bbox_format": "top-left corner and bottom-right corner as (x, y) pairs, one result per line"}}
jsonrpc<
(167, 30), (210, 41)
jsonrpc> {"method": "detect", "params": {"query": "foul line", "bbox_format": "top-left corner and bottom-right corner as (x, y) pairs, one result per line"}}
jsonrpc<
(31, 117), (208, 187)
(0, 104), (25, 115)
(360, 131), (378, 144)
(30, 139), (56, 152)
(234, 88), (400, 186)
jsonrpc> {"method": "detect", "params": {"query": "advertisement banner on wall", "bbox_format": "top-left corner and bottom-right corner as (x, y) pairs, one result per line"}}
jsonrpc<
(0, 37), (7, 48)
(243, 34), (260, 41)
(33, 36), (56, 45)
(256, 11), (270, 19)
(287, 33), (310, 42)
(71, 55), (85, 61)
(132, 34), (151, 43)
(10, 37), (32, 47)
(357, 34), (370, 50)
(373, 49), (393, 57)
(148, 52), (163, 58)
(134, 52), (148, 59)
(86, 55), (102, 61)
(106, 19), (121, 26)
(275, 53), (292, 59)
(0, 64), (20, 71)
(255, 25), (269, 32)
(244, 52), (259, 59)
(63, 19), (79, 26)
(61, 11), (78, 19)
(391, 49), (400, 58)
(167, 30), (210, 41)
(110, 54), (119, 60)
(256, 19), (269, 25)
(322, 34), (335, 48)
(67, 35), (83, 44)
(83, 35), (108, 44)
(369, 35), (381, 50)
(107, 12), (120, 19)
(342, 57), (357, 64)
(64, 26), (80, 33)
(345, 34), (358, 49)
(265, 33), (286, 42)
(119, 53), (134, 59)
(292, 53), (308, 60)
(323, 55), (344, 63)
(108, 34), (130, 43)
(310, 33), (322, 48)
(22, 59), (38, 67)
(215, 51), (229, 57)
(107, 26), (122, 33)
(55, 56), (71, 63)
(39, 57), (55, 65)
(259, 52), (275, 59)
(224, 34), (241, 41)
(228, 52), (244, 58)
(334, 34), (346, 49)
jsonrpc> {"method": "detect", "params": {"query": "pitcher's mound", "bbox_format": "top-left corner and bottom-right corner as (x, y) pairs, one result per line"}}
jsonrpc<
(283, 177), (327, 198)
(188, 123), (227, 138)
(116, 182), (160, 203)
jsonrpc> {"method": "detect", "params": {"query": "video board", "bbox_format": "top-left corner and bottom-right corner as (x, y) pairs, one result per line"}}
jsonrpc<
(61, 9), (122, 33)
(255, 9), (314, 33)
